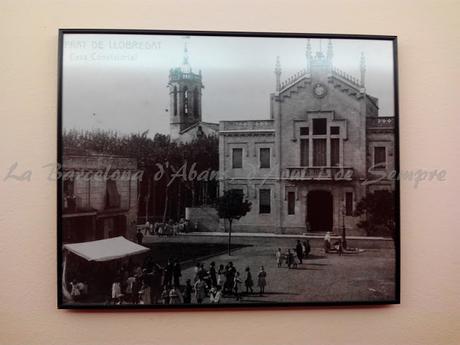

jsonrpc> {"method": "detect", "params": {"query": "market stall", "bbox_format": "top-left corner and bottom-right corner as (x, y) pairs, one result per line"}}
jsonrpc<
(62, 236), (150, 303)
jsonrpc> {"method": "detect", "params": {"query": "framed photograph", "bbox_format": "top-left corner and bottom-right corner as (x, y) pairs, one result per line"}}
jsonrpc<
(58, 29), (399, 309)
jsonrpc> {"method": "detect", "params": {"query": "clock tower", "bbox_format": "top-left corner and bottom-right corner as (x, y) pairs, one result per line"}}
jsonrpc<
(168, 43), (204, 140)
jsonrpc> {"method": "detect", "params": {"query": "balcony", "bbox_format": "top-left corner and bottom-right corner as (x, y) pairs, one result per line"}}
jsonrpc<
(283, 167), (354, 181)
(220, 120), (274, 131)
(367, 117), (395, 129)
(62, 195), (96, 217)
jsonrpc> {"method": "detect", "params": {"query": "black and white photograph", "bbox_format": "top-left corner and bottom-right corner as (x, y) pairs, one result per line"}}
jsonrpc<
(58, 30), (399, 308)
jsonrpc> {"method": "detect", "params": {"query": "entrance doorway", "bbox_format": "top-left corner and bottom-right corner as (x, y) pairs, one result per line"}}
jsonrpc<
(307, 190), (333, 232)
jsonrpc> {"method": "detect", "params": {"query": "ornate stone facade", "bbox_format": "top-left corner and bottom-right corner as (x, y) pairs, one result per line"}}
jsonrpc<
(219, 40), (395, 235)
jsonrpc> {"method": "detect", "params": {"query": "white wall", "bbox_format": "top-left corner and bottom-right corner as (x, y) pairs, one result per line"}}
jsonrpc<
(0, 1), (459, 345)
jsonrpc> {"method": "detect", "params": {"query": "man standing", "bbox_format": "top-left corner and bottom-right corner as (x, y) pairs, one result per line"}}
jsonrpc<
(209, 261), (217, 287)
(136, 229), (144, 245)
(296, 240), (303, 264)
(144, 221), (150, 235)
(173, 259), (182, 287)
(163, 258), (174, 287)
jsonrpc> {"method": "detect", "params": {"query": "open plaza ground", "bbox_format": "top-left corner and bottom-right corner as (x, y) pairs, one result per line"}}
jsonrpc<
(143, 233), (396, 304)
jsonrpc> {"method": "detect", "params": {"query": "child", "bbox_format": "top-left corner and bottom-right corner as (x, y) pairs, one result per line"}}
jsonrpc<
(244, 267), (254, 294)
(233, 272), (243, 301)
(276, 248), (282, 268)
(70, 279), (81, 301)
(286, 249), (294, 269)
(169, 285), (183, 304)
(324, 231), (332, 253)
(257, 266), (267, 296)
(160, 286), (170, 305)
(136, 229), (144, 244)
(209, 286), (222, 303)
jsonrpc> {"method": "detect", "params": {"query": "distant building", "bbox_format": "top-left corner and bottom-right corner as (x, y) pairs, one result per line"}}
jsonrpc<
(219, 40), (395, 235)
(61, 154), (140, 243)
(168, 43), (218, 143)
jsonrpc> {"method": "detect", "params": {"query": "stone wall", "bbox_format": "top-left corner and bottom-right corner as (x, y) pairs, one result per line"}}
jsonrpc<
(63, 154), (139, 239)
(186, 207), (219, 232)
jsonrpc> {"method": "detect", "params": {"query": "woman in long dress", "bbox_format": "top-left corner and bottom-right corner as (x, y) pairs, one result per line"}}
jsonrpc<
(111, 278), (123, 304)
(324, 231), (331, 253)
(217, 264), (226, 289)
(233, 272), (243, 301)
(194, 277), (207, 304)
(276, 248), (282, 268)
(139, 282), (151, 304)
(257, 266), (267, 296)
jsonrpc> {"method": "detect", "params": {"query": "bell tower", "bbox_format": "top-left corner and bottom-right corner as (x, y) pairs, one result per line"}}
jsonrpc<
(168, 42), (203, 140)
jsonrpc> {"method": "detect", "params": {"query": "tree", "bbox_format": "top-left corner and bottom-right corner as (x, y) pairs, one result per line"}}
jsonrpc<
(62, 129), (219, 223)
(177, 135), (219, 206)
(216, 190), (251, 255)
(355, 190), (396, 239)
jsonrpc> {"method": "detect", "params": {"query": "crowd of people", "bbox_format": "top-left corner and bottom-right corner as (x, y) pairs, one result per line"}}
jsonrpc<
(68, 238), (326, 305)
(107, 256), (182, 305)
(105, 257), (269, 305)
(137, 219), (198, 242)
(109, 239), (317, 305)
(187, 261), (268, 303)
(276, 240), (311, 269)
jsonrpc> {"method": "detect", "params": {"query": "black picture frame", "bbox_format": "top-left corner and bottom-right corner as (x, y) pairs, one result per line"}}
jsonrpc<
(57, 29), (400, 309)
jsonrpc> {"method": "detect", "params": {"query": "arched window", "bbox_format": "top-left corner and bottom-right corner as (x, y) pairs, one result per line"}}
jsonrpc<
(183, 87), (189, 115)
(173, 86), (177, 115)
(193, 87), (199, 117)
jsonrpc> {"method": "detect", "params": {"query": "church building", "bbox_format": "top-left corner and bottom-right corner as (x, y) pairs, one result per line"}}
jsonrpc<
(167, 43), (218, 143)
(218, 40), (395, 235)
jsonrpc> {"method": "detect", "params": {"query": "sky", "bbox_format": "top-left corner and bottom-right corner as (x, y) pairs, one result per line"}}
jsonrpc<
(62, 34), (395, 136)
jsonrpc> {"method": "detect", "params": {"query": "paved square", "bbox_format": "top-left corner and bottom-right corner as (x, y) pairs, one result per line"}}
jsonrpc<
(146, 235), (396, 304)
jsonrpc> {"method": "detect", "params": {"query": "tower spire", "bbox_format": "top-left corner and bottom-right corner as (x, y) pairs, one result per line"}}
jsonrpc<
(181, 38), (192, 73)
(183, 41), (189, 65)
(360, 52), (366, 87)
(306, 39), (312, 74)
(275, 56), (282, 91)
(327, 39), (333, 62)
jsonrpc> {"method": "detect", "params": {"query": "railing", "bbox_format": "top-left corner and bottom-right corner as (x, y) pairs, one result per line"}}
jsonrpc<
(221, 120), (274, 131)
(366, 117), (395, 128)
(332, 67), (361, 87)
(63, 195), (91, 212)
(283, 167), (354, 181)
(169, 69), (201, 82)
(63, 194), (130, 213)
(280, 69), (307, 91)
